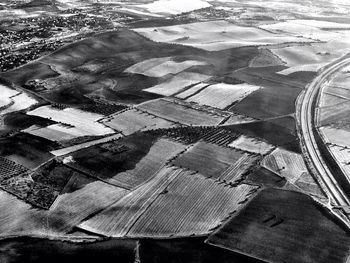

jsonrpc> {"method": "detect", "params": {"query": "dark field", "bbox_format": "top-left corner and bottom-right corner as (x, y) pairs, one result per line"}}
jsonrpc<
(0, 237), (137, 263)
(139, 237), (264, 263)
(223, 117), (301, 153)
(230, 67), (316, 119)
(1, 62), (59, 86)
(0, 133), (59, 169)
(0, 112), (56, 138)
(69, 132), (158, 185)
(0, 236), (265, 263)
(245, 166), (287, 188)
(207, 188), (350, 263)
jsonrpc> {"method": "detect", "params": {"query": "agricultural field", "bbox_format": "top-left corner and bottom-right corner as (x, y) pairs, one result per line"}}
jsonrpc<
(0, 159), (81, 209)
(249, 48), (284, 68)
(103, 108), (176, 136)
(137, 98), (225, 126)
(27, 105), (115, 138)
(228, 135), (275, 155)
(262, 148), (310, 183)
(294, 172), (326, 198)
(68, 133), (186, 189)
(125, 57), (208, 78)
(1, 0), (350, 261)
(223, 116), (301, 153)
(245, 166), (287, 188)
(206, 188), (350, 263)
(48, 177), (129, 233)
(269, 41), (350, 75)
(320, 126), (350, 148)
(318, 101), (350, 127)
(0, 133), (59, 169)
(325, 145), (350, 182)
(171, 141), (250, 179)
(175, 83), (209, 100)
(0, 84), (20, 109)
(259, 20), (345, 42)
(186, 83), (261, 109)
(133, 21), (314, 51)
(144, 72), (211, 96)
(78, 166), (183, 237)
(127, 172), (258, 238)
(0, 88), (38, 116)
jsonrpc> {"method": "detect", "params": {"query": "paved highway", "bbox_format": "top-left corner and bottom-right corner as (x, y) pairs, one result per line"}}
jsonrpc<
(296, 56), (350, 209)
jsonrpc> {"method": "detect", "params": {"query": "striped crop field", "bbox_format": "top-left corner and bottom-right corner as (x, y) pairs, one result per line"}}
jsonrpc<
(0, 189), (45, 237)
(171, 141), (247, 179)
(127, 172), (258, 238)
(48, 178), (129, 233)
(136, 99), (225, 126)
(103, 108), (176, 136)
(78, 166), (183, 237)
(219, 154), (260, 183)
(109, 138), (187, 189)
(228, 135), (275, 155)
(262, 148), (309, 183)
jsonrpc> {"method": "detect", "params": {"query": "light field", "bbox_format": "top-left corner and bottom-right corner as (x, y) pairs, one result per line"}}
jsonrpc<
(103, 109), (175, 136)
(228, 135), (275, 155)
(1, 93), (38, 115)
(125, 57), (208, 78)
(175, 83), (209, 99)
(186, 83), (260, 109)
(50, 133), (123, 157)
(110, 138), (187, 189)
(0, 84), (20, 110)
(136, 0), (211, 15)
(260, 21), (342, 41)
(78, 166), (183, 237)
(27, 106), (114, 137)
(262, 148), (309, 183)
(327, 145), (350, 182)
(134, 21), (313, 52)
(270, 41), (350, 75)
(171, 141), (247, 179)
(137, 99), (225, 126)
(23, 124), (88, 142)
(319, 93), (348, 108)
(320, 126), (350, 148)
(144, 72), (211, 96)
(222, 113), (257, 125)
(291, 19), (350, 29)
(127, 173), (258, 238)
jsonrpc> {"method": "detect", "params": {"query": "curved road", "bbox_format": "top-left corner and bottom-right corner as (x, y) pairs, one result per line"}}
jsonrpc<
(296, 56), (350, 209)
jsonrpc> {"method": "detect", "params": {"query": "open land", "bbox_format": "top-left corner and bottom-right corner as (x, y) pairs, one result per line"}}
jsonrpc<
(0, 0), (350, 262)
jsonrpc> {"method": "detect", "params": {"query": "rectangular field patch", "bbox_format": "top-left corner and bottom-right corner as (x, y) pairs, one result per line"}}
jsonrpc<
(186, 83), (260, 109)
(171, 141), (248, 178)
(137, 99), (225, 126)
(127, 172), (258, 238)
